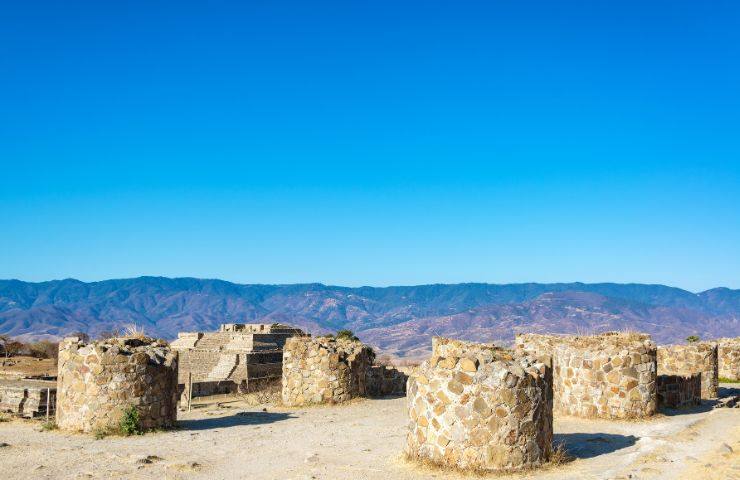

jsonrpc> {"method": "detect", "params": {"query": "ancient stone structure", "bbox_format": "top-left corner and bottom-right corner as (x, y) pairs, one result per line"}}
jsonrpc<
(172, 323), (304, 398)
(657, 343), (718, 399)
(0, 378), (56, 418)
(515, 333), (559, 366)
(366, 365), (408, 397)
(656, 374), (701, 409)
(517, 332), (657, 419)
(715, 337), (740, 381)
(282, 336), (375, 406)
(56, 336), (178, 433)
(406, 338), (552, 472)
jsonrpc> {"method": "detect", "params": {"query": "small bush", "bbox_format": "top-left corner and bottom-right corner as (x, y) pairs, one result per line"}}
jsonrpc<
(40, 421), (57, 431)
(336, 329), (359, 341)
(686, 335), (700, 343)
(0, 414), (9, 423)
(93, 427), (110, 440)
(119, 406), (142, 436)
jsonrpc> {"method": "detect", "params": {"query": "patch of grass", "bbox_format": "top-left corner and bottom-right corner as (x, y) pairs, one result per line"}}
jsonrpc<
(40, 421), (57, 431)
(549, 441), (573, 466)
(0, 414), (10, 423)
(719, 377), (740, 384)
(93, 427), (111, 440)
(119, 405), (142, 436)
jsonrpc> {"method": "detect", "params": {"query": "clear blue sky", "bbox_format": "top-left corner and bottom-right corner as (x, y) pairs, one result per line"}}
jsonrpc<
(1, 1), (739, 291)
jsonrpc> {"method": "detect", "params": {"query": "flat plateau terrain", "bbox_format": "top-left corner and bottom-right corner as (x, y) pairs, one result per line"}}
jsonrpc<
(0, 389), (738, 480)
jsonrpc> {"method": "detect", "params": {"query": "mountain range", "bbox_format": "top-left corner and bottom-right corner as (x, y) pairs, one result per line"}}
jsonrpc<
(1, 277), (738, 358)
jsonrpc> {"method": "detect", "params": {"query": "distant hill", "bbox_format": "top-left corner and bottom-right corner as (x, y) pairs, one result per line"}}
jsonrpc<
(1, 277), (738, 358)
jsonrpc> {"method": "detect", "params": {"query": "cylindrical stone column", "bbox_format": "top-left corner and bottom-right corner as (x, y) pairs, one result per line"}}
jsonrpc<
(406, 338), (552, 472)
(56, 336), (179, 433)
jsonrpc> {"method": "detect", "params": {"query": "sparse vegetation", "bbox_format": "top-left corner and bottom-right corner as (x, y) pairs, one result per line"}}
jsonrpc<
(40, 421), (57, 431)
(686, 335), (700, 343)
(336, 329), (359, 341)
(719, 377), (739, 384)
(122, 324), (147, 340)
(549, 442), (573, 465)
(119, 405), (143, 436)
(0, 414), (9, 423)
(93, 427), (111, 440)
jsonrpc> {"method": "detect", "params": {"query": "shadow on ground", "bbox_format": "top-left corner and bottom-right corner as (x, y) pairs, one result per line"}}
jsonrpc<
(179, 411), (295, 431)
(659, 401), (716, 416)
(554, 432), (638, 459)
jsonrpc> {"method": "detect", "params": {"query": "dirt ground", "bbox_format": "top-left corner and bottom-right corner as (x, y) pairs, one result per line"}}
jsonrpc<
(0, 356), (57, 378)
(0, 387), (738, 480)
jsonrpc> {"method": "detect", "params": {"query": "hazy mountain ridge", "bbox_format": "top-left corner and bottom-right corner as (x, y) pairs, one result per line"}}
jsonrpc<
(0, 277), (738, 358)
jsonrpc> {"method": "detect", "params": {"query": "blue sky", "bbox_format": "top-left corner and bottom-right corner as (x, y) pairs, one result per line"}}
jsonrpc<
(1, 1), (738, 291)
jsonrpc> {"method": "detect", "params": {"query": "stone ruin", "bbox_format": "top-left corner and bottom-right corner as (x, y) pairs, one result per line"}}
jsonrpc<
(281, 336), (375, 406)
(406, 337), (552, 472)
(366, 365), (409, 397)
(657, 343), (718, 399)
(715, 337), (740, 381)
(0, 378), (56, 418)
(171, 323), (305, 399)
(516, 332), (657, 419)
(656, 374), (701, 409)
(56, 336), (178, 433)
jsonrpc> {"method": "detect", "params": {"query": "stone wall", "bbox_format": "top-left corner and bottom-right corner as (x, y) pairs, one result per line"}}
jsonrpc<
(657, 343), (718, 399)
(0, 379), (56, 418)
(553, 333), (656, 419)
(56, 336), (178, 433)
(366, 365), (408, 397)
(517, 332), (657, 419)
(281, 336), (375, 406)
(406, 338), (552, 472)
(656, 374), (701, 409)
(515, 333), (560, 367)
(715, 337), (740, 381)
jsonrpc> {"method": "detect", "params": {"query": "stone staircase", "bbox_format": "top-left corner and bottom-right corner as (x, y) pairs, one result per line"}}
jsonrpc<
(207, 354), (239, 381)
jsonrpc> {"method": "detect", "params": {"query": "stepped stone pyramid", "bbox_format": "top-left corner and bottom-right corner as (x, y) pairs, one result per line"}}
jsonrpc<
(172, 323), (305, 398)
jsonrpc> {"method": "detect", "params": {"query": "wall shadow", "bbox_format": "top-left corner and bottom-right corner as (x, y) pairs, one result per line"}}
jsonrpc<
(554, 432), (638, 459)
(659, 400), (716, 416)
(179, 411), (295, 431)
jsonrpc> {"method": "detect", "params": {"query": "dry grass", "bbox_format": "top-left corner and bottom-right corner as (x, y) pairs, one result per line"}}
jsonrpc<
(399, 443), (575, 478)
(122, 324), (147, 339)
(237, 379), (282, 406)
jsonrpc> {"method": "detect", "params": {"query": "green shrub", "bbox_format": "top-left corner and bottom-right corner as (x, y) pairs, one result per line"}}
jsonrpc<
(119, 405), (142, 436)
(686, 335), (700, 343)
(40, 421), (57, 431)
(336, 329), (359, 341)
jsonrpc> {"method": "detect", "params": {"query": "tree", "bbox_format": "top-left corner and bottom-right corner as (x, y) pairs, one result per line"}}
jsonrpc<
(335, 329), (359, 341)
(3, 339), (24, 358)
(686, 335), (700, 344)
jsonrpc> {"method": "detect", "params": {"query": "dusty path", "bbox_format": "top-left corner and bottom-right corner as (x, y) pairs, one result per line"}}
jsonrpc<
(0, 394), (738, 480)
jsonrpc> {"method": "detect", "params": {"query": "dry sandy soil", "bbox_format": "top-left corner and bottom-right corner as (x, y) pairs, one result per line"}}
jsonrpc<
(0, 387), (738, 480)
(0, 356), (57, 378)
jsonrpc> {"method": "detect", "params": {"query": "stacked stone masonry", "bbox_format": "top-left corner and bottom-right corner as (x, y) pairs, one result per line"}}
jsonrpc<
(282, 336), (375, 406)
(715, 337), (740, 381)
(171, 323), (304, 399)
(366, 365), (408, 397)
(516, 332), (657, 419)
(656, 374), (701, 409)
(0, 379), (56, 418)
(56, 336), (179, 433)
(657, 343), (718, 399)
(406, 338), (552, 472)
